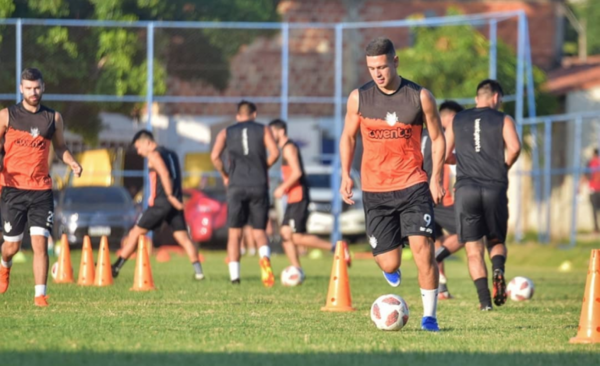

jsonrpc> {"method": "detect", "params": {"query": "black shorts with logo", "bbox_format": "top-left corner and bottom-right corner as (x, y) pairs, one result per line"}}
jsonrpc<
(454, 181), (508, 244)
(363, 182), (435, 256)
(433, 204), (457, 239)
(282, 199), (309, 234)
(1, 187), (54, 240)
(227, 186), (269, 230)
(137, 200), (187, 232)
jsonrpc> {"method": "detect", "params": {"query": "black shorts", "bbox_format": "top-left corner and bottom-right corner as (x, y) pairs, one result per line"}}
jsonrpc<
(282, 199), (309, 233)
(1, 187), (54, 241)
(433, 204), (457, 239)
(454, 183), (508, 244)
(227, 186), (269, 230)
(137, 202), (187, 232)
(363, 182), (434, 256)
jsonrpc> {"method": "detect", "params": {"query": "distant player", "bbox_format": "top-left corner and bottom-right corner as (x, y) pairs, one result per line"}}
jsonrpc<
(111, 130), (205, 281)
(444, 79), (521, 310)
(211, 101), (280, 286)
(269, 119), (351, 279)
(340, 38), (445, 331)
(421, 100), (464, 300)
(0, 68), (83, 306)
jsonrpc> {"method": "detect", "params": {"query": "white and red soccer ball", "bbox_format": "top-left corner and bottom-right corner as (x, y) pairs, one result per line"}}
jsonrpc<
(280, 266), (304, 287)
(370, 294), (410, 331)
(506, 276), (535, 301)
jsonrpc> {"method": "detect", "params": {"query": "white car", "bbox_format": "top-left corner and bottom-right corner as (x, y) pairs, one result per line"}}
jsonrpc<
(303, 165), (366, 240)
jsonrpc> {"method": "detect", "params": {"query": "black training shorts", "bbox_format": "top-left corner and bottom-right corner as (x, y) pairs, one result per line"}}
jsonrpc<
(363, 182), (435, 256)
(433, 204), (457, 239)
(282, 199), (309, 234)
(1, 187), (54, 241)
(137, 201), (187, 232)
(227, 186), (269, 230)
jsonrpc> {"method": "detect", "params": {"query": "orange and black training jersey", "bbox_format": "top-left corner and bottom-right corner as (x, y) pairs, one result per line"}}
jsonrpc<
(281, 139), (309, 204)
(358, 77), (428, 192)
(148, 146), (182, 207)
(1, 102), (55, 190)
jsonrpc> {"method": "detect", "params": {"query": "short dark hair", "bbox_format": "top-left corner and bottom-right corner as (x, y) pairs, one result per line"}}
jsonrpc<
(21, 68), (43, 83)
(439, 100), (464, 114)
(131, 129), (154, 145)
(365, 37), (396, 59)
(269, 119), (287, 134)
(237, 100), (257, 115)
(477, 79), (504, 97)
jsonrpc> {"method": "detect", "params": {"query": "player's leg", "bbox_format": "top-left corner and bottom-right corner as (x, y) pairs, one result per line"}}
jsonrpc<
(591, 193), (600, 233)
(465, 239), (492, 310)
(0, 188), (28, 294)
(249, 188), (274, 287)
(483, 186), (510, 306)
(26, 189), (54, 306)
(226, 188), (247, 284)
(112, 225), (149, 277)
(281, 225), (301, 268)
(168, 210), (204, 280)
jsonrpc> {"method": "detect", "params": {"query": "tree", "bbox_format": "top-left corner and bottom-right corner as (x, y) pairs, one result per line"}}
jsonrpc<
(0, 0), (280, 145)
(396, 9), (557, 118)
(564, 0), (600, 57)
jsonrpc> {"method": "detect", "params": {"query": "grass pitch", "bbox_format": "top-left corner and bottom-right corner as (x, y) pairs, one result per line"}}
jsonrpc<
(0, 242), (598, 366)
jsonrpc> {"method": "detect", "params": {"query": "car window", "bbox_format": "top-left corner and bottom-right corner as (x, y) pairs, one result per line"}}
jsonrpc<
(62, 187), (132, 207)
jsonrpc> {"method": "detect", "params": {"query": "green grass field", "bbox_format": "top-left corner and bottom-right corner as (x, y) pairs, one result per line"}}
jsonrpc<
(1, 243), (598, 366)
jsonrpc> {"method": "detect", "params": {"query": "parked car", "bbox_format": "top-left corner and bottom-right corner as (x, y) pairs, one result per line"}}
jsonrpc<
(183, 188), (228, 244)
(54, 186), (138, 248)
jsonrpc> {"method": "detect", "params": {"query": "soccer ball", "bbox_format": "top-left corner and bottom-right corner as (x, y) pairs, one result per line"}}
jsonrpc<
(370, 294), (409, 331)
(506, 276), (535, 301)
(51, 262), (59, 280)
(280, 266), (304, 286)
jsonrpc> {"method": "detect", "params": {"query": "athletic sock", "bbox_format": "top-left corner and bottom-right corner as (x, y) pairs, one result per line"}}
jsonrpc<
(435, 246), (451, 262)
(112, 256), (127, 271)
(1, 259), (12, 268)
(34, 285), (46, 297)
(420, 288), (438, 318)
(474, 277), (492, 308)
(229, 261), (240, 281)
(491, 255), (506, 273)
(192, 261), (203, 276)
(258, 245), (270, 259)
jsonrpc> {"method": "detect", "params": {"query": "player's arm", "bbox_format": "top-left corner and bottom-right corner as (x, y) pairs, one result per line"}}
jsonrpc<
(264, 125), (280, 168)
(147, 151), (183, 210)
(340, 89), (361, 205)
(210, 129), (228, 184)
(444, 118), (456, 164)
(421, 88), (446, 205)
(274, 143), (302, 198)
(51, 112), (82, 177)
(0, 108), (9, 171)
(503, 115), (521, 169)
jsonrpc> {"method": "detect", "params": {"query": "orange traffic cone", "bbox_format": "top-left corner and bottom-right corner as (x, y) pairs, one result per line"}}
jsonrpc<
(131, 235), (155, 291)
(77, 235), (95, 286)
(570, 249), (600, 343)
(156, 249), (171, 263)
(321, 241), (355, 312)
(94, 236), (113, 287)
(54, 234), (74, 283)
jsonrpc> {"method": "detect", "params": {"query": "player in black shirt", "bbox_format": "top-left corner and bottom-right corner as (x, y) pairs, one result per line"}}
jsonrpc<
(112, 130), (205, 281)
(445, 80), (521, 310)
(211, 101), (280, 286)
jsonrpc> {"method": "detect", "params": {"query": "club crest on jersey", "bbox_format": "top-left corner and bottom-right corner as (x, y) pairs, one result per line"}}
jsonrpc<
(30, 127), (40, 138)
(385, 112), (398, 126)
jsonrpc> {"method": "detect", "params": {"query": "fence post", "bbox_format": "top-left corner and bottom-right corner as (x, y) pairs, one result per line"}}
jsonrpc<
(330, 24), (343, 245)
(15, 18), (22, 103)
(569, 116), (583, 248)
(514, 11), (526, 242)
(543, 118), (552, 243)
(489, 19), (497, 80)
(280, 23), (289, 121)
(143, 22), (155, 210)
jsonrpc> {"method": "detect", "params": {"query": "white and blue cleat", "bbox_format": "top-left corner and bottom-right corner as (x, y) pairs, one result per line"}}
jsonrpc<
(382, 269), (402, 287)
(421, 316), (440, 332)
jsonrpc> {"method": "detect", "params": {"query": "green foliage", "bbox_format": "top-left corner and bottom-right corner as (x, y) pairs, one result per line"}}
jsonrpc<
(566, 0), (600, 56)
(0, 0), (280, 145)
(397, 8), (557, 117)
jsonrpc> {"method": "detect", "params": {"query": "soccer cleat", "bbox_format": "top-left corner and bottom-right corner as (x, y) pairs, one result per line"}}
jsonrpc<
(194, 273), (205, 281)
(492, 269), (507, 306)
(259, 257), (275, 287)
(438, 283), (453, 300)
(231, 279), (241, 285)
(382, 269), (402, 287)
(0, 265), (11, 294)
(421, 316), (440, 332)
(480, 304), (493, 311)
(34, 295), (49, 307)
(111, 265), (120, 279)
(341, 241), (352, 268)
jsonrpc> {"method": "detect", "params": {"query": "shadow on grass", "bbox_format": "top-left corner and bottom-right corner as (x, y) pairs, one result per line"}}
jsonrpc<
(3, 351), (599, 366)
